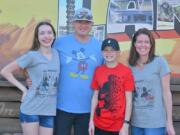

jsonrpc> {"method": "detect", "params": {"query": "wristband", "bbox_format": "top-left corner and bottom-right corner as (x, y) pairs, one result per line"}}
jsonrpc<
(124, 120), (130, 125)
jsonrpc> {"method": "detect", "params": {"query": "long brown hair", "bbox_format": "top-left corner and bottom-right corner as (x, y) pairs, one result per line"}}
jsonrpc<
(30, 21), (56, 51)
(128, 28), (155, 66)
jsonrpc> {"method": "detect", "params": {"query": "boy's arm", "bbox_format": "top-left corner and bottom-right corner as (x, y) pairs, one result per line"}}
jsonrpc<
(124, 91), (132, 123)
(89, 90), (99, 135)
(119, 91), (132, 135)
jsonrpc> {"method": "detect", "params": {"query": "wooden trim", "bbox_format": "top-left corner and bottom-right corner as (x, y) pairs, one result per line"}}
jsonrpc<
(0, 102), (20, 118)
(171, 77), (180, 85)
(173, 93), (180, 105)
(0, 87), (21, 102)
(0, 81), (26, 87)
(173, 106), (180, 121)
(0, 81), (15, 87)
(0, 118), (22, 133)
(171, 85), (180, 92)
(174, 122), (180, 135)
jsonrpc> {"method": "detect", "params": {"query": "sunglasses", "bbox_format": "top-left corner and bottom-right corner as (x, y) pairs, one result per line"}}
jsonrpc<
(74, 12), (93, 20)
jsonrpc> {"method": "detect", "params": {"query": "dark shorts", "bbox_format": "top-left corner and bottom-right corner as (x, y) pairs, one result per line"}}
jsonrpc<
(19, 111), (54, 128)
(95, 127), (119, 135)
(54, 109), (90, 135)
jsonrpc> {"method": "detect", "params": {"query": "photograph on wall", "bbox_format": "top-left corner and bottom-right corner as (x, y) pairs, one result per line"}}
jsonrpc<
(157, 0), (180, 30)
(107, 0), (153, 33)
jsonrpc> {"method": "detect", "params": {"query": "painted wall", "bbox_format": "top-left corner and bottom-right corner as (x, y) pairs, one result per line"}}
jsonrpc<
(0, 0), (180, 76)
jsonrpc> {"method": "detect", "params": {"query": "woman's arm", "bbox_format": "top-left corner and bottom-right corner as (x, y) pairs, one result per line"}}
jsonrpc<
(162, 73), (175, 135)
(1, 61), (27, 94)
(89, 90), (99, 135)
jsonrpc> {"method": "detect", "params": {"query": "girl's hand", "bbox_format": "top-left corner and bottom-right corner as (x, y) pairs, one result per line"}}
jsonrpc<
(21, 91), (27, 102)
(26, 78), (32, 88)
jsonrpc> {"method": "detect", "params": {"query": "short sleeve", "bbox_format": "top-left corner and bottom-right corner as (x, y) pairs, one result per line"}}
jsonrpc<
(159, 56), (170, 77)
(53, 38), (59, 49)
(16, 52), (33, 69)
(124, 69), (135, 91)
(53, 37), (63, 51)
(91, 68), (100, 90)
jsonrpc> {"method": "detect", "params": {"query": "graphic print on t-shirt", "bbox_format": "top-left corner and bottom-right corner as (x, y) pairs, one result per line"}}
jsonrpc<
(133, 80), (154, 109)
(66, 48), (97, 80)
(96, 74), (121, 117)
(36, 70), (58, 96)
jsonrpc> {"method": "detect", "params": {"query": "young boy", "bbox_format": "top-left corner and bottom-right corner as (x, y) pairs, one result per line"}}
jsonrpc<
(89, 38), (134, 135)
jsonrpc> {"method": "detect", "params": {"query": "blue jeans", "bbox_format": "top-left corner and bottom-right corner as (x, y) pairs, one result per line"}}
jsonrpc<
(19, 112), (54, 128)
(131, 126), (166, 135)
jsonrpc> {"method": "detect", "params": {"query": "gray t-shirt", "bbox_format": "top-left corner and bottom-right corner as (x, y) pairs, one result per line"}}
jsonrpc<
(16, 49), (60, 116)
(130, 56), (170, 128)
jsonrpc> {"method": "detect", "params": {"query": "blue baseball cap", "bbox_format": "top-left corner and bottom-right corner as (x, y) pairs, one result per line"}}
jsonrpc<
(101, 38), (120, 51)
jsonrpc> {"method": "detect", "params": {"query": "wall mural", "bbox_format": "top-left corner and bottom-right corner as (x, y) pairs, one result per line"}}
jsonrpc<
(0, 0), (58, 78)
(0, 0), (180, 78)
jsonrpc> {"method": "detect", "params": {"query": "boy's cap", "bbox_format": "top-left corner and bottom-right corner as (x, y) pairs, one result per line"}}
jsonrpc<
(101, 38), (120, 51)
(73, 8), (93, 22)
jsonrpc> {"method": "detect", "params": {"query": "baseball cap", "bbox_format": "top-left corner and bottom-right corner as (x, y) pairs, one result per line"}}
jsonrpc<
(73, 8), (93, 22)
(101, 38), (120, 51)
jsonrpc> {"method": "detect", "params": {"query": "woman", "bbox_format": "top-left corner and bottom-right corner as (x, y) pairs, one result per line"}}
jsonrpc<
(0, 21), (60, 135)
(128, 28), (175, 135)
